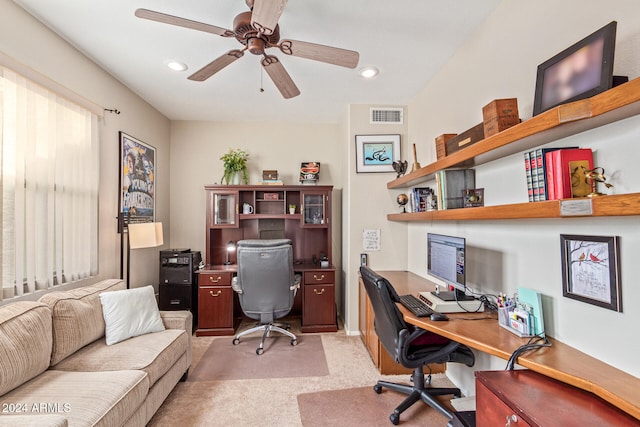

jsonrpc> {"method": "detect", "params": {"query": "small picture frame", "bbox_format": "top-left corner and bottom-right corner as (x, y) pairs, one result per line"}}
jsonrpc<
(355, 134), (401, 173)
(560, 234), (622, 312)
(463, 188), (484, 208)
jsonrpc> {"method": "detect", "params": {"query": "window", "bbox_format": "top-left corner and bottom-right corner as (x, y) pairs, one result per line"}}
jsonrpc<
(1, 67), (99, 301)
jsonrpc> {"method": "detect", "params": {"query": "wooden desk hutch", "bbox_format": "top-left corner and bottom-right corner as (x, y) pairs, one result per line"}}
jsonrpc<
(197, 185), (337, 336)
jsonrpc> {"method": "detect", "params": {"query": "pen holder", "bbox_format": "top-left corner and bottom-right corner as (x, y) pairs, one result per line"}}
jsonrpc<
(498, 306), (534, 338)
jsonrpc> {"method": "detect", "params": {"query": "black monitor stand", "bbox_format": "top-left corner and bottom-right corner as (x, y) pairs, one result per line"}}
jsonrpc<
(431, 288), (475, 302)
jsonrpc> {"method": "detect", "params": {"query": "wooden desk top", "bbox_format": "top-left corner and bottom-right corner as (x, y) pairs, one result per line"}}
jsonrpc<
(376, 270), (640, 421)
(200, 263), (336, 273)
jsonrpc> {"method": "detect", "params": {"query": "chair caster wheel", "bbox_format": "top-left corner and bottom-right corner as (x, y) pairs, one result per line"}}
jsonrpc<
(390, 412), (400, 425)
(373, 384), (382, 394)
(232, 338), (240, 345)
(256, 347), (264, 355)
(291, 339), (298, 346)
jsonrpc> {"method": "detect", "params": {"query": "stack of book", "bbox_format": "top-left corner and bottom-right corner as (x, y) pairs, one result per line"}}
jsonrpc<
(435, 169), (476, 210)
(409, 187), (435, 212)
(524, 147), (593, 201)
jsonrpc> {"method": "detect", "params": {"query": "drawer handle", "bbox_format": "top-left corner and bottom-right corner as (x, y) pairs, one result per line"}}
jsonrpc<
(313, 274), (325, 281)
(209, 276), (221, 283)
(314, 288), (325, 295)
(505, 414), (518, 426)
(209, 290), (222, 297)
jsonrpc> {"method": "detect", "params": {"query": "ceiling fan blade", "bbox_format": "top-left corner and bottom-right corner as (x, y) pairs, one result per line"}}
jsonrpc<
(261, 56), (300, 99)
(135, 8), (234, 37)
(278, 39), (359, 69)
(251, 0), (287, 36)
(188, 50), (245, 81)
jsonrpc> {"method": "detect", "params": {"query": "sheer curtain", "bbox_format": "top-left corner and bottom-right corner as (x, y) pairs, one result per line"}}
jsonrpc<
(1, 67), (99, 300)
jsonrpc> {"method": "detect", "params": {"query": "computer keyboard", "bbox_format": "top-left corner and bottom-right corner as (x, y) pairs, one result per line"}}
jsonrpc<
(398, 294), (435, 317)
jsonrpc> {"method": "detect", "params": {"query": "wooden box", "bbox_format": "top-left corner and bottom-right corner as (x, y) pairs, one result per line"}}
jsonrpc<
(435, 134), (457, 159)
(445, 123), (485, 155)
(263, 192), (279, 200)
(482, 98), (519, 137)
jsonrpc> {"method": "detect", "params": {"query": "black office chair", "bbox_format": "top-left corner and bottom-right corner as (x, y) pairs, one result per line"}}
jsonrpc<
(360, 266), (475, 425)
(231, 239), (300, 355)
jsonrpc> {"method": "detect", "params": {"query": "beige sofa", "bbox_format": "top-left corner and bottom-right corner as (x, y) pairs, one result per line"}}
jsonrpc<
(0, 279), (192, 427)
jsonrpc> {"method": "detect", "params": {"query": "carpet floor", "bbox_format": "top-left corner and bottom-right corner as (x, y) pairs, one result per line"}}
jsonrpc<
(149, 319), (459, 426)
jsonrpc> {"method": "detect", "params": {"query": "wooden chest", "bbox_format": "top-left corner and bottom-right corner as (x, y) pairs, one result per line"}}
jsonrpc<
(435, 133), (457, 159)
(445, 123), (485, 155)
(482, 98), (520, 137)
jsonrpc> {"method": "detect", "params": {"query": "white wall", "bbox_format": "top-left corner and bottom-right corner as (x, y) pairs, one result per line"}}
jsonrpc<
(0, 2), (171, 299)
(407, 0), (640, 392)
(342, 105), (409, 333)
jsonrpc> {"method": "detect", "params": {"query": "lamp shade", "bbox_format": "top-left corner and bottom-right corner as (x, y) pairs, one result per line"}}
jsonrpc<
(128, 222), (164, 249)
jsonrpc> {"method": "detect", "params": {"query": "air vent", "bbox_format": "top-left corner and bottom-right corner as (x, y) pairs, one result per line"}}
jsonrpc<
(370, 107), (403, 124)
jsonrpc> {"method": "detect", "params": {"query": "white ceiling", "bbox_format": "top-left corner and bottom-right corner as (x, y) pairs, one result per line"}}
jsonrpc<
(14, 0), (501, 123)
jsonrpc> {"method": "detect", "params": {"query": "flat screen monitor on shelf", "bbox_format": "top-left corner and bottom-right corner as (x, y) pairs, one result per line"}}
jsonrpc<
(533, 21), (617, 116)
(427, 233), (473, 301)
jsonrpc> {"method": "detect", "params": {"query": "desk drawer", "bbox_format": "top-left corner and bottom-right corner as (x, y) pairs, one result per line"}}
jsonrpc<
(304, 270), (334, 285)
(199, 272), (232, 287)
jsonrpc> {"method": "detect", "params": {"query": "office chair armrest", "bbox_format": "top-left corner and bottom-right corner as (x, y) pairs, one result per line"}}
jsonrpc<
(231, 276), (243, 294)
(290, 274), (301, 294)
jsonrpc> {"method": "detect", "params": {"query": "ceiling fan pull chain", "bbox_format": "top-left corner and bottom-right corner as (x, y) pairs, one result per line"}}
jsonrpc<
(260, 65), (264, 93)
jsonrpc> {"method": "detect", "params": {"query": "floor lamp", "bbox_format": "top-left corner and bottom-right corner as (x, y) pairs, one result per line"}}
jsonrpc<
(127, 222), (164, 289)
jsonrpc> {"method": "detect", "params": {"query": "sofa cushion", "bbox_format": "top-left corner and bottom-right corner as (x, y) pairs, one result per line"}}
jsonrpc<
(38, 279), (125, 365)
(0, 369), (148, 427)
(50, 329), (188, 388)
(0, 302), (52, 396)
(99, 285), (165, 345)
(0, 414), (68, 426)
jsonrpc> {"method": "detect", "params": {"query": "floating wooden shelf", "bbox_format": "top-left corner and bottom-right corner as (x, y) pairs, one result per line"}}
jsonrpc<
(387, 193), (640, 222)
(388, 77), (640, 190)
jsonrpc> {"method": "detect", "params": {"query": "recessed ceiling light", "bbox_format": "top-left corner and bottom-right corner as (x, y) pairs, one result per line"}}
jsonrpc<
(165, 60), (188, 72)
(359, 66), (379, 79)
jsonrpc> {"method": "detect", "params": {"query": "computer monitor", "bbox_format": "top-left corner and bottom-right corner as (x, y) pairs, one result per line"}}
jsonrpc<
(427, 233), (473, 301)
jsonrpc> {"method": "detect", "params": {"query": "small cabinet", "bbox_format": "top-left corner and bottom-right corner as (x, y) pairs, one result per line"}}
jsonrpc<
(302, 270), (337, 332)
(196, 271), (235, 336)
(208, 190), (238, 228)
(301, 191), (329, 227)
(475, 370), (639, 427)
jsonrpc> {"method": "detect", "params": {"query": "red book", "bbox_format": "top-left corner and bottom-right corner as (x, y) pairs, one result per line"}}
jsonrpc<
(549, 148), (593, 199)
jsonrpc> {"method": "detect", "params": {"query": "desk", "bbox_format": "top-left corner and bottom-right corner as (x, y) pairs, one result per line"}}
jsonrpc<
(375, 270), (640, 421)
(196, 263), (337, 336)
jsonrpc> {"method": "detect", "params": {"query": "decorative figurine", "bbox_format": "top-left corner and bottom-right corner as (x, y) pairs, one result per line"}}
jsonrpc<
(392, 160), (408, 178)
(411, 143), (421, 172)
(585, 167), (613, 197)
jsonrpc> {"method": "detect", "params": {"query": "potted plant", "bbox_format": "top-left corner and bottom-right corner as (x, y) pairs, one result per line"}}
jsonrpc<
(289, 204), (296, 214)
(220, 148), (249, 185)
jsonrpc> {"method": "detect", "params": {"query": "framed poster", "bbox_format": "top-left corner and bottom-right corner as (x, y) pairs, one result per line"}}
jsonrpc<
(560, 234), (622, 312)
(119, 132), (156, 230)
(355, 134), (401, 173)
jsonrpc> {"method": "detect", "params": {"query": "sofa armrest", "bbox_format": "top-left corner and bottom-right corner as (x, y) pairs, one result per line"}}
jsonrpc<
(159, 310), (192, 332)
(0, 414), (68, 426)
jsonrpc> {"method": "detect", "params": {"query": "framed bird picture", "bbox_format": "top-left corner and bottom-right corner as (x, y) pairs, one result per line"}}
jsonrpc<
(560, 234), (622, 312)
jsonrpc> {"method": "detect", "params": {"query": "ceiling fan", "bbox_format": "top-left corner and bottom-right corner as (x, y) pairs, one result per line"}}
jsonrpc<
(135, 0), (360, 99)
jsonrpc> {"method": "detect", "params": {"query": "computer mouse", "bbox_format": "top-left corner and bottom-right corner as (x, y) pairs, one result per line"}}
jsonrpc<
(430, 313), (449, 321)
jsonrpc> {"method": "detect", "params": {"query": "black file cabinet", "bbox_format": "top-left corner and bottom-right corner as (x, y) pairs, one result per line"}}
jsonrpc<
(158, 250), (201, 330)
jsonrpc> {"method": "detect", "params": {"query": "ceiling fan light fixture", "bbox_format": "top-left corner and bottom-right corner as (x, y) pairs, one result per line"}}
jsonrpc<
(359, 66), (379, 79)
(165, 60), (188, 72)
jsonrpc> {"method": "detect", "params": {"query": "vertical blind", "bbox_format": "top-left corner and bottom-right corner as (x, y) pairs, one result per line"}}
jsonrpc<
(1, 67), (99, 301)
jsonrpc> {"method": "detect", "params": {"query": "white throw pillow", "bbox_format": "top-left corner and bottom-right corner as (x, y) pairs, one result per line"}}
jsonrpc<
(99, 285), (165, 345)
